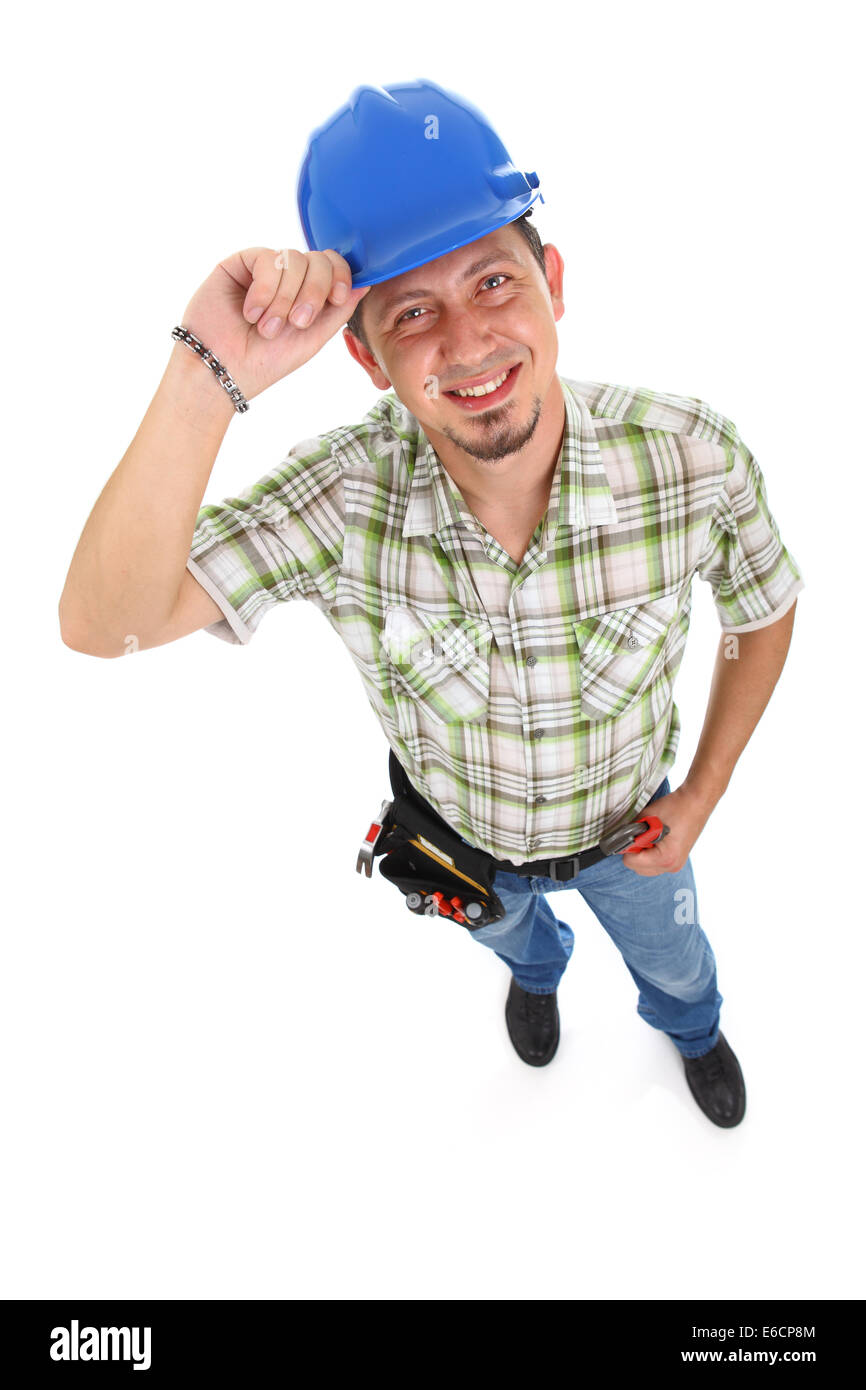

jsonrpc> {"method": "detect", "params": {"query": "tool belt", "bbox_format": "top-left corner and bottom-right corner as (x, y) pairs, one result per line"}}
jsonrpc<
(356, 750), (670, 932)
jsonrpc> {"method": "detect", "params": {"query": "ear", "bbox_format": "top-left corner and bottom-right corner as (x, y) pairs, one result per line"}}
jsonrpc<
(343, 328), (391, 389)
(542, 243), (565, 324)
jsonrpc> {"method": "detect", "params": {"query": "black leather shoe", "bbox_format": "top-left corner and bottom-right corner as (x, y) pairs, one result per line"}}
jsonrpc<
(505, 977), (560, 1066)
(683, 1032), (746, 1127)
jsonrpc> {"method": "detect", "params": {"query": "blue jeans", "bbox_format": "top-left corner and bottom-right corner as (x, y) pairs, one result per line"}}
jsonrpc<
(467, 778), (723, 1059)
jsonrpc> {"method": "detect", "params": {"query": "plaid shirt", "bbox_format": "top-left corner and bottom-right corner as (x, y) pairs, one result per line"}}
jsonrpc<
(186, 375), (804, 863)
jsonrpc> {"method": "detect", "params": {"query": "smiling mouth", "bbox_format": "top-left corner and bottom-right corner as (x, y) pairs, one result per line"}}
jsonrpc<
(444, 363), (520, 409)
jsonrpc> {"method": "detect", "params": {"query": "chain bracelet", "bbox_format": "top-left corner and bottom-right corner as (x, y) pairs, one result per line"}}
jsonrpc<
(171, 326), (250, 413)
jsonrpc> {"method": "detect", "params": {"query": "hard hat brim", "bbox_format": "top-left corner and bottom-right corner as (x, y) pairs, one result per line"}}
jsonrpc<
(346, 191), (543, 289)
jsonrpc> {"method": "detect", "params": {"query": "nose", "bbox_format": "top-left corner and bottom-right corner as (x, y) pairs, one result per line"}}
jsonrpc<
(435, 304), (501, 377)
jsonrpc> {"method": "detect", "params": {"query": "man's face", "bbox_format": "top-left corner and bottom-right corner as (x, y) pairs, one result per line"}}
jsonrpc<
(343, 223), (565, 465)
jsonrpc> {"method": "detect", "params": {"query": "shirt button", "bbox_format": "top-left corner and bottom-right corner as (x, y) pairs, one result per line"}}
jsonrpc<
(526, 655), (538, 667)
(533, 728), (546, 739)
(534, 794), (547, 805)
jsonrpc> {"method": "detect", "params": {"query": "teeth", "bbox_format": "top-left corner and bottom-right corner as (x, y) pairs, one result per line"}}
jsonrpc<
(452, 369), (510, 398)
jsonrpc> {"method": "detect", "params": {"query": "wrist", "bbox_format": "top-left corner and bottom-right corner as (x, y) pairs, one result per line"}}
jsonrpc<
(164, 342), (238, 431)
(681, 768), (728, 816)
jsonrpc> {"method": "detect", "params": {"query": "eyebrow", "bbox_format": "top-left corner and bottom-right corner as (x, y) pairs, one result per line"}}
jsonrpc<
(371, 248), (524, 329)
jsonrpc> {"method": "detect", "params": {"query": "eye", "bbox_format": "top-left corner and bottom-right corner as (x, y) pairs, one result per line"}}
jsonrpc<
(395, 274), (512, 326)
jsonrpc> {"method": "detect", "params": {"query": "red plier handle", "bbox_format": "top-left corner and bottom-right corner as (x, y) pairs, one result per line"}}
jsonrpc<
(623, 814), (669, 853)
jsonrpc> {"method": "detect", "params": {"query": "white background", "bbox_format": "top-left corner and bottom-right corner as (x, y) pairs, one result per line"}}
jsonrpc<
(2, 0), (862, 1301)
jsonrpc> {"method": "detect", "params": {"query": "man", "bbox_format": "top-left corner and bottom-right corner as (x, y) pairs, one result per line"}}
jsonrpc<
(59, 80), (803, 1128)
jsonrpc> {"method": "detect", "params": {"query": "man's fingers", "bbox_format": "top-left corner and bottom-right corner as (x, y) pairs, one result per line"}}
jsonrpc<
(622, 844), (665, 875)
(274, 250), (336, 329)
(243, 248), (367, 338)
(254, 249), (311, 336)
(319, 248), (358, 306)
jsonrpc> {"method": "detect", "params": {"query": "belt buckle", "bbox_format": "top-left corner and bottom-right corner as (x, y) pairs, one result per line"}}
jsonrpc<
(548, 855), (579, 882)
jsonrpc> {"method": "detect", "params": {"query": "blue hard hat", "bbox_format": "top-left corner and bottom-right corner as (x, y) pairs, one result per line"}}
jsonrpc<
(297, 78), (543, 288)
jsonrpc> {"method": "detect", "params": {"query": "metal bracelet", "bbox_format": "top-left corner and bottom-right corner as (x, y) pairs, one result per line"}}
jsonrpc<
(170, 326), (250, 413)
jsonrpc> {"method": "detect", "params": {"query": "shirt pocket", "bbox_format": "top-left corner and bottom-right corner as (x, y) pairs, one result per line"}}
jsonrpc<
(379, 605), (492, 724)
(572, 592), (680, 721)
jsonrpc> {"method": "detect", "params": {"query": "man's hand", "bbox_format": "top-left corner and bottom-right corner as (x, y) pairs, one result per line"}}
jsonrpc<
(178, 247), (370, 403)
(620, 784), (714, 877)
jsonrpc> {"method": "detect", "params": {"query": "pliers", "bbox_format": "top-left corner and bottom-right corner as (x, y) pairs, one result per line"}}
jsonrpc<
(599, 814), (670, 856)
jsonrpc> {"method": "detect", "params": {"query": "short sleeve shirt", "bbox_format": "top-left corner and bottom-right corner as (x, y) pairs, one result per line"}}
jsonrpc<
(186, 375), (804, 863)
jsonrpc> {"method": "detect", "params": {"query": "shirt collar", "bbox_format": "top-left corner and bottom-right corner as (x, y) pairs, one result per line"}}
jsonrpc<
(401, 376), (619, 540)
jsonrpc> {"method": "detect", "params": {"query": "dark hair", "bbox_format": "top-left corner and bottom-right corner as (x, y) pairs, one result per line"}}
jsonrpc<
(345, 209), (547, 350)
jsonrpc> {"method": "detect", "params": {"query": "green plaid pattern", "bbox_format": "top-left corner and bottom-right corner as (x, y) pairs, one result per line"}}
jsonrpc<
(186, 376), (804, 863)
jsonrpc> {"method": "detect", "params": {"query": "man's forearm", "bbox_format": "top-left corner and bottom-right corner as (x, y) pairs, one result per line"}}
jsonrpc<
(682, 600), (798, 812)
(58, 343), (236, 650)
